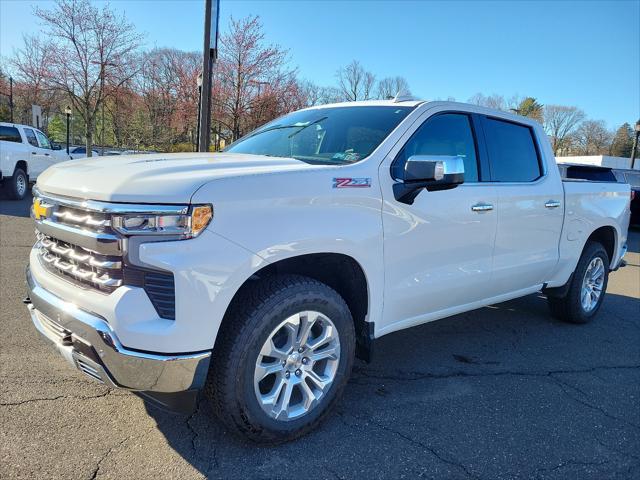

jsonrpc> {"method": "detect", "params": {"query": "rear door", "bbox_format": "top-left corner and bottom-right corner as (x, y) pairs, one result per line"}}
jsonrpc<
(34, 129), (59, 170)
(23, 127), (48, 177)
(479, 116), (564, 293)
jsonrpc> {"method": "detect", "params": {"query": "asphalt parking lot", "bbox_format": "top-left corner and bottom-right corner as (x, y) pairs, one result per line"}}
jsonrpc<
(1, 191), (639, 480)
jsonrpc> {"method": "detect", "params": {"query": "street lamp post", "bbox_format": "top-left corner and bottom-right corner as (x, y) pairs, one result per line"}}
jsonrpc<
(64, 106), (72, 155)
(631, 120), (640, 170)
(196, 73), (203, 152)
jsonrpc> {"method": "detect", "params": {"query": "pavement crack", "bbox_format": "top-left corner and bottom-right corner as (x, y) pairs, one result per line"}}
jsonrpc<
(549, 375), (640, 431)
(365, 418), (479, 479)
(1, 389), (113, 406)
(351, 364), (640, 384)
(88, 426), (155, 480)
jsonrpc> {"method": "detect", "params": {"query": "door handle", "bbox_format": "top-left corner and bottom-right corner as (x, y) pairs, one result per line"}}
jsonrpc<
(44, 153), (50, 156)
(31, 152), (38, 155)
(471, 203), (494, 212)
(545, 200), (561, 209)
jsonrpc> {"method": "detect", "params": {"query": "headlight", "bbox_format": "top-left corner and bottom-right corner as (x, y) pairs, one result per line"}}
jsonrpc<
(112, 204), (212, 238)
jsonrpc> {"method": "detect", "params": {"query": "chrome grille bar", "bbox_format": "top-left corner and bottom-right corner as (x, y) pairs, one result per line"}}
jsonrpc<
(38, 234), (122, 270)
(39, 248), (123, 288)
(53, 210), (111, 228)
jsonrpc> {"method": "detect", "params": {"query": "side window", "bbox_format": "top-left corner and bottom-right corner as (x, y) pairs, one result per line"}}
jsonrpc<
(0, 126), (22, 143)
(394, 113), (479, 182)
(483, 118), (542, 182)
(24, 129), (39, 148)
(36, 131), (52, 149)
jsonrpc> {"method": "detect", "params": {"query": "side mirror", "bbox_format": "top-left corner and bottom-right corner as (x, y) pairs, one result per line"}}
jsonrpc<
(51, 143), (62, 150)
(392, 155), (465, 205)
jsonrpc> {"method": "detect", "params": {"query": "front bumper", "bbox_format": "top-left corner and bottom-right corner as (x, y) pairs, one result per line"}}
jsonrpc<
(25, 266), (211, 394)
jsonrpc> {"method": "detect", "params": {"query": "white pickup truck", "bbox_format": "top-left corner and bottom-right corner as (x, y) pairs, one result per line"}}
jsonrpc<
(24, 100), (630, 443)
(0, 122), (71, 200)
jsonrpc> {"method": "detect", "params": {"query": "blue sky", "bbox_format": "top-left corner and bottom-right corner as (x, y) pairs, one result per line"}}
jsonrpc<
(1, 0), (638, 129)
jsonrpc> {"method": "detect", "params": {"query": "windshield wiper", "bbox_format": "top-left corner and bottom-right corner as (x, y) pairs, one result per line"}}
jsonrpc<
(287, 116), (328, 139)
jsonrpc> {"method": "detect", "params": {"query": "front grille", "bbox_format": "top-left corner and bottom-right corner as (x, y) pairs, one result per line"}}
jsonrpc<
(37, 232), (123, 292)
(33, 191), (176, 320)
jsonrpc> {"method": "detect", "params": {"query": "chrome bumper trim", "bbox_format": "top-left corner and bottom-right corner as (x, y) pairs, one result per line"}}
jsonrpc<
(26, 266), (211, 393)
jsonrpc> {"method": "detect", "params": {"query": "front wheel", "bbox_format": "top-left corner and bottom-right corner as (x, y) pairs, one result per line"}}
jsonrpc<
(205, 274), (356, 443)
(547, 241), (610, 324)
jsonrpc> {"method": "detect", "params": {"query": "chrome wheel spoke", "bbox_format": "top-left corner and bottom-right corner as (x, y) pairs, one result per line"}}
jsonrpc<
(254, 361), (283, 383)
(296, 312), (316, 347)
(299, 377), (317, 410)
(260, 376), (286, 407)
(306, 369), (331, 391)
(311, 344), (339, 362)
(273, 379), (295, 420)
(259, 338), (289, 361)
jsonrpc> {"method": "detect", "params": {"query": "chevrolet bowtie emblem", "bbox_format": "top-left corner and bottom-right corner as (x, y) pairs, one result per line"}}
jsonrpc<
(33, 199), (52, 220)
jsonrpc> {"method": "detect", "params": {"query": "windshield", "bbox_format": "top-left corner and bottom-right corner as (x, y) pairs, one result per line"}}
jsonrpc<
(225, 106), (414, 165)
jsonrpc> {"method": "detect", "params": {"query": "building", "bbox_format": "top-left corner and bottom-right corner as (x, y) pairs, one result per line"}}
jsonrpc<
(555, 155), (640, 171)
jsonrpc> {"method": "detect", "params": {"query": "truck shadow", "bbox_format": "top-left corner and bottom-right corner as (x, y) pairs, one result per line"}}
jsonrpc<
(0, 189), (32, 218)
(143, 288), (640, 478)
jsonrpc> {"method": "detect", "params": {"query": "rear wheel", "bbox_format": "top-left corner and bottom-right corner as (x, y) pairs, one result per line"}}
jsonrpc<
(7, 167), (28, 200)
(547, 241), (609, 324)
(205, 274), (355, 443)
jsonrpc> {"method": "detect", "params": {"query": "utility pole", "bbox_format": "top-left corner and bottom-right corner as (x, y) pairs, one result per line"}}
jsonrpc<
(198, 0), (220, 152)
(631, 120), (640, 170)
(9, 76), (14, 123)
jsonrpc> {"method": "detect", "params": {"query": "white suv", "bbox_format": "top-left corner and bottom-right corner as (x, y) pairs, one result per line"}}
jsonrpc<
(0, 122), (71, 200)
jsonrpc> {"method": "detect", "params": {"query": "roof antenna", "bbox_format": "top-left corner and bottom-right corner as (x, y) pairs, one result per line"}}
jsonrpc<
(393, 90), (416, 103)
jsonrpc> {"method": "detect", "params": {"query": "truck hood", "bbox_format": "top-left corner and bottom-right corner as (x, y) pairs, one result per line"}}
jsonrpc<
(36, 152), (325, 203)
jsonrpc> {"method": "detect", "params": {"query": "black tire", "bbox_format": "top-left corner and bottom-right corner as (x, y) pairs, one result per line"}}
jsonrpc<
(205, 274), (356, 443)
(7, 167), (28, 200)
(547, 241), (610, 324)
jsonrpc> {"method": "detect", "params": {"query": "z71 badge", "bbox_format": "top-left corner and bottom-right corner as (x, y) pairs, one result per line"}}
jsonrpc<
(333, 178), (372, 188)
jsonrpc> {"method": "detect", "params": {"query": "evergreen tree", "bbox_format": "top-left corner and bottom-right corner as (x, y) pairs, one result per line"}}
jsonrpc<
(514, 97), (543, 122)
(610, 123), (633, 157)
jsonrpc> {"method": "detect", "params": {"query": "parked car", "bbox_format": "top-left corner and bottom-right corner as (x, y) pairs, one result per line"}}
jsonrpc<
(0, 122), (71, 200)
(25, 100), (630, 443)
(613, 168), (640, 226)
(68, 146), (101, 159)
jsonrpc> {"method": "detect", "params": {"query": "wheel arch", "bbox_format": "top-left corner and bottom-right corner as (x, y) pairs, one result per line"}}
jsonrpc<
(586, 225), (617, 267)
(14, 160), (29, 177)
(218, 252), (373, 362)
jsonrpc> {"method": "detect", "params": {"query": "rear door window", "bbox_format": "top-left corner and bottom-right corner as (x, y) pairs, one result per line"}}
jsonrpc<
(482, 117), (542, 182)
(0, 126), (22, 143)
(24, 128), (39, 148)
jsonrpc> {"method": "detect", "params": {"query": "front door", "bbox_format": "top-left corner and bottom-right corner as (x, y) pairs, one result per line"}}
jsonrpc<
(379, 111), (498, 335)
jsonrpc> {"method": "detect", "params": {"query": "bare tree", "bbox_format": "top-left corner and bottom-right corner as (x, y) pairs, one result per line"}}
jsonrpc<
(336, 60), (376, 101)
(376, 76), (410, 99)
(468, 93), (508, 111)
(10, 35), (60, 127)
(574, 120), (611, 155)
(217, 15), (294, 141)
(543, 105), (585, 155)
(35, 0), (143, 156)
